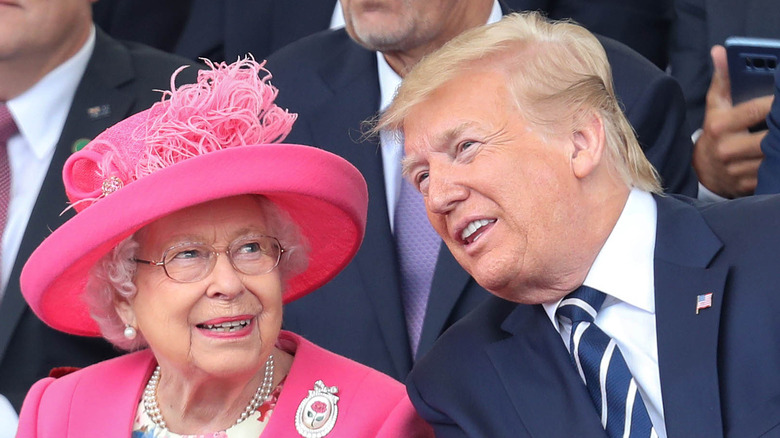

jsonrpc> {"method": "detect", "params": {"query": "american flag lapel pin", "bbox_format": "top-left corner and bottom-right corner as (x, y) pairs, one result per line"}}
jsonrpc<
(696, 293), (713, 314)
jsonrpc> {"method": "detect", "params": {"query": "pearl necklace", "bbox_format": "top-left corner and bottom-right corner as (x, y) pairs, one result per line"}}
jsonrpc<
(143, 355), (275, 431)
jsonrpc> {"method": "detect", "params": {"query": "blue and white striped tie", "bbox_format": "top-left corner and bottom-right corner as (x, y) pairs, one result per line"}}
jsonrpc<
(557, 286), (655, 438)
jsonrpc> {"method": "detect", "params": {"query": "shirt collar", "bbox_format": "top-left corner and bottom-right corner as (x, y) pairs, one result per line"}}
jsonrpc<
(377, 52), (402, 112)
(6, 25), (96, 160)
(542, 189), (658, 326)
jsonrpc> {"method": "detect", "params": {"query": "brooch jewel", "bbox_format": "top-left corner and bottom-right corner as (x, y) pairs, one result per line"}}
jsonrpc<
(295, 380), (339, 437)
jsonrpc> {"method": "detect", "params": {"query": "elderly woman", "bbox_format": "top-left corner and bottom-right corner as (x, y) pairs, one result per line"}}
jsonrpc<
(16, 59), (432, 437)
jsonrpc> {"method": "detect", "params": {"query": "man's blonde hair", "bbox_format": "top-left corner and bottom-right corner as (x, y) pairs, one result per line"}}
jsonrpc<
(378, 12), (662, 193)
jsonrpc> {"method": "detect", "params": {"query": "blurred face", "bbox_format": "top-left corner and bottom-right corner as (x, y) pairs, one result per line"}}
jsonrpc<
(339, 0), (474, 53)
(402, 70), (587, 304)
(118, 195), (284, 378)
(0, 0), (93, 84)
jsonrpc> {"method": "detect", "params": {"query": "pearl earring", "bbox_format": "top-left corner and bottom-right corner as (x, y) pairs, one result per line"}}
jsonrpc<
(124, 324), (137, 340)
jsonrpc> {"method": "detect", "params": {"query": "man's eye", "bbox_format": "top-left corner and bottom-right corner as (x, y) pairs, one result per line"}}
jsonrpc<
(414, 171), (429, 187)
(416, 171), (431, 195)
(458, 141), (477, 153)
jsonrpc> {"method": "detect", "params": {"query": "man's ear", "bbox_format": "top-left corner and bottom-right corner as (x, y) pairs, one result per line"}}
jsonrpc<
(570, 112), (606, 179)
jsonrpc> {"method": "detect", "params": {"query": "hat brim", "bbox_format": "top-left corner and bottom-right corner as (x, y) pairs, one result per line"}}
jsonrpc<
(20, 144), (367, 337)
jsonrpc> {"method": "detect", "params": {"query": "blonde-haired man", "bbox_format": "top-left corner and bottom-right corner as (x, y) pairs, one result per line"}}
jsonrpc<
(382, 12), (780, 437)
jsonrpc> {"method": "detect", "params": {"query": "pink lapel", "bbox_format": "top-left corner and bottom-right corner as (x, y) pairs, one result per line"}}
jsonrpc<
(64, 350), (155, 435)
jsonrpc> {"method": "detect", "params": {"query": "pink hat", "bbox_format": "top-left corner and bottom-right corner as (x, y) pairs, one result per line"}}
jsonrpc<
(20, 59), (368, 337)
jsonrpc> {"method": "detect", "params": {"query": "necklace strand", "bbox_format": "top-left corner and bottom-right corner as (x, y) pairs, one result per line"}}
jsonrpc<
(143, 354), (275, 431)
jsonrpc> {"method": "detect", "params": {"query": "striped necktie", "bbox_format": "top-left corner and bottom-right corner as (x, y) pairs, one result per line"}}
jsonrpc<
(556, 286), (655, 437)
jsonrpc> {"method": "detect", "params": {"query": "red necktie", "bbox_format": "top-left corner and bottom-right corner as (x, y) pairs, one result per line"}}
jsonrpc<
(0, 103), (17, 301)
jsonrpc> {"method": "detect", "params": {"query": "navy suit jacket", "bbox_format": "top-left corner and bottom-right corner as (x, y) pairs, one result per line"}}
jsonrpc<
(266, 15), (695, 381)
(92, 0), (192, 53)
(669, 0), (780, 133)
(174, 0), (338, 63)
(0, 29), (197, 412)
(407, 194), (780, 437)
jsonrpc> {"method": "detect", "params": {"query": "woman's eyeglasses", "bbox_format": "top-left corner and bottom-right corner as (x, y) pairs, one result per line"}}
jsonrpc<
(134, 235), (284, 283)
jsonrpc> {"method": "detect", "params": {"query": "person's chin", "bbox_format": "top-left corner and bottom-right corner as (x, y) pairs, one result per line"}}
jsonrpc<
(469, 256), (524, 301)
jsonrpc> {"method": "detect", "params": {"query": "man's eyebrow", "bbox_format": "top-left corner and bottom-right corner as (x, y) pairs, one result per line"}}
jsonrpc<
(434, 122), (472, 147)
(401, 122), (474, 177)
(401, 154), (418, 178)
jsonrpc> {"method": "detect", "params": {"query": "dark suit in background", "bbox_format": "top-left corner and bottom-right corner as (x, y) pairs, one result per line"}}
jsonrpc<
(174, 0), (338, 63)
(93, 0), (193, 54)
(408, 194), (780, 437)
(513, 0), (673, 69)
(669, 0), (780, 133)
(0, 29), (197, 412)
(266, 15), (695, 380)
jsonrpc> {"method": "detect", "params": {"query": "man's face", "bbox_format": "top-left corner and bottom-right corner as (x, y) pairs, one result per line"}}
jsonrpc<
(0, 0), (92, 67)
(339, 0), (465, 53)
(402, 70), (587, 303)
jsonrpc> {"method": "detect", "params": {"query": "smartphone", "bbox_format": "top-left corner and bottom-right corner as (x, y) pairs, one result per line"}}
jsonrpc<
(725, 36), (780, 105)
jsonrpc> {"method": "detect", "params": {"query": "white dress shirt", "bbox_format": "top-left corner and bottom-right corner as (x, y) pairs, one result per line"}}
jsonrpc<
(2, 27), (95, 297)
(542, 189), (666, 438)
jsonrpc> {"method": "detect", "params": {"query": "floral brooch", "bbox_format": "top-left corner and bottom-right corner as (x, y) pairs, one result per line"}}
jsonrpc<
(295, 380), (339, 437)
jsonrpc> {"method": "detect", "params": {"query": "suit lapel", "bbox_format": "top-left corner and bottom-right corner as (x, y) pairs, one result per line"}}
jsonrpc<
(653, 195), (725, 437)
(0, 29), (139, 363)
(306, 37), (413, 376)
(486, 304), (608, 437)
(416, 247), (472, 357)
(70, 351), (154, 435)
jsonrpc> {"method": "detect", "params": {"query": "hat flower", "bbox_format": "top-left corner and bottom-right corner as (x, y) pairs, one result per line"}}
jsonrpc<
(65, 57), (297, 211)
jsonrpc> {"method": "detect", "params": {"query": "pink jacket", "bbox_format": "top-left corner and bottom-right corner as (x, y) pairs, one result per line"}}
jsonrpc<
(17, 331), (432, 437)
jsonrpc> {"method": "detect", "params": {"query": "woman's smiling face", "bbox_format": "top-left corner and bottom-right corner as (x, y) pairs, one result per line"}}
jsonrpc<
(117, 195), (284, 378)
